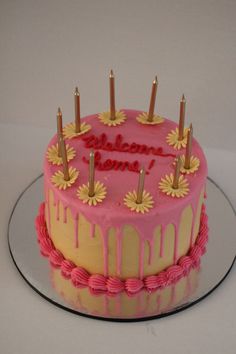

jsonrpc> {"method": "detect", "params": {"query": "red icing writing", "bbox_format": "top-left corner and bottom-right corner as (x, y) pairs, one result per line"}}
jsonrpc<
(82, 152), (141, 173)
(83, 133), (176, 158)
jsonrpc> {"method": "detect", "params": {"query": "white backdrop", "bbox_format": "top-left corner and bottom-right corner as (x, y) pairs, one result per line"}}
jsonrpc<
(1, 0), (236, 151)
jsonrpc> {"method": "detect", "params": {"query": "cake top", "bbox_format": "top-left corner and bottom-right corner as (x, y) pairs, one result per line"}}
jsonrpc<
(44, 109), (207, 234)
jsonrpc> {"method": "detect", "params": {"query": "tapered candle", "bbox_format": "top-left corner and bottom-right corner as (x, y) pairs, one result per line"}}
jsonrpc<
(74, 87), (81, 133)
(110, 69), (116, 120)
(172, 156), (181, 189)
(148, 76), (158, 122)
(178, 94), (186, 140)
(88, 150), (95, 197)
(59, 135), (70, 181)
(184, 124), (193, 169)
(136, 168), (145, 204)
(57, 107), (63, 157)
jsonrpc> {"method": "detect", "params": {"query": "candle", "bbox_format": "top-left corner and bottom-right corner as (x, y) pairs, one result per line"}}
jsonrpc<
(136, 168), (145, 204)
(178, 94), (186, 140)
(184, 124), (193, 169)
(59, 135), (70, 181)
(172, 156), (181, 189)
(88, 150), (95, 197)
(148, 76), (158, 122)
(57, 107), (63, 157)
(74, 87), (80, 133)
(110, 69), (116, 120)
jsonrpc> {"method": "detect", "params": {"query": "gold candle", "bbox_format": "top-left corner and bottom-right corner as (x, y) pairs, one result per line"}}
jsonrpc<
(88, 150), (95, 197)
(178, 94), (186, 140)
(184, 124), (193, 169)
(109, 70), (116, 120)
(74, 87), (81, 133)
(57, 107), (63, 157)
(172, 156), (181, 189)
(136, 168), (145, 204)
(59, 135), (70, 181)
(148, 76), (158, 122)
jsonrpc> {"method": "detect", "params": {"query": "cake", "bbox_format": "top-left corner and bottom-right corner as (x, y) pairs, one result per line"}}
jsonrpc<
(36, 103), (208, 298)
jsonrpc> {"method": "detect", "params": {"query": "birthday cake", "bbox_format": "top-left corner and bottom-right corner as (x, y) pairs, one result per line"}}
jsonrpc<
(35, 73), (208, 306)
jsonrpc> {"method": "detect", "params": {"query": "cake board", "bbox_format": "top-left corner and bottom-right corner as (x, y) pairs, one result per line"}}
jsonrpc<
(8, 175), (236, 322)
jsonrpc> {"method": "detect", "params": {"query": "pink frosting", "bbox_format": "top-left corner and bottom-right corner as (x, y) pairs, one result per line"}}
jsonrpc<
(43, 109), (208, 277)
(35, 202), (208, 294)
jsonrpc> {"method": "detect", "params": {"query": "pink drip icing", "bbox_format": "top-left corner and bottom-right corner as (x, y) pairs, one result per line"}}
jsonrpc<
(101, 229), (109, 277)
(46, 189), (51, 234)
(139, 240), (145, 279)
(74, 214), (79, 248)
(90, 223), (95, 238)
(63, 206), (67, 223)
(148, 239), (154, 265)
(56, 200), (60, 221)
(53, 192), (57, 207)
(116, 228), (123, 276)
(173, 224), (179, 264)
(189, 201), (199, 248)
(160, 225), (166, 257)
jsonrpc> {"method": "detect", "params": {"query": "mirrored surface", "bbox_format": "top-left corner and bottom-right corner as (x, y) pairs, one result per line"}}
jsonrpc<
(8, 176), (236, 321)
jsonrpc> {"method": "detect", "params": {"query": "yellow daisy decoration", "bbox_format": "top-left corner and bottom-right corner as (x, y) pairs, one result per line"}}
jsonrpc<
(63, 122), (91, 139)
(176, 155), (200, 174)
(166, 127), (188, 150)
(98, 111), (127, 127)
(124, 190), (154, 214)
(159, 174), (189, 198)
(77, 181), (107, 206)
(51, 167), (79, 190)
(46, 144), (76, 166)
(136, 112), (164, 125)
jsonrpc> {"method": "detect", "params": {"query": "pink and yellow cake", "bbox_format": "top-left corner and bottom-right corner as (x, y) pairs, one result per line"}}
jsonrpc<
(36, 108), (208, 297)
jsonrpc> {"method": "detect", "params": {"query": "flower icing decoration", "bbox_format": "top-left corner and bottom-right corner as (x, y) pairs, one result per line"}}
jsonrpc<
(175, 155), (200, 174)
(63, 122), (91, 139)
(77, 181), (107, 206)
(159, 174), (189, 198)
(166, 127), (188, 150)
(124, 190), (154, 214)
(46, 144), (76, 166)
(51, 167), (79, 190)
(98, 111), (127, 127)
(136, 112), (164, 125)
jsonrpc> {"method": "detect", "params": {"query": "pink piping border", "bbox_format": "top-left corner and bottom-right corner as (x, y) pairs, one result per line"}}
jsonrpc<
(35, 203), (208, 295)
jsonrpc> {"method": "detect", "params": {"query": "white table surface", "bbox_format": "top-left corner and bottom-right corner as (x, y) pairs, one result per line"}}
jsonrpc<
(0, 123), (235, 354)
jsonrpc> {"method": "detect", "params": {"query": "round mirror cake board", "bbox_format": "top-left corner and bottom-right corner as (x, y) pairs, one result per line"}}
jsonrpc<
(8, 175), (236, 322)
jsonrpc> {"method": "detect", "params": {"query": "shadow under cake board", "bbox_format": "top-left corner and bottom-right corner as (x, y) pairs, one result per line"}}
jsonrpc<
(8, 175), (236, 322)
